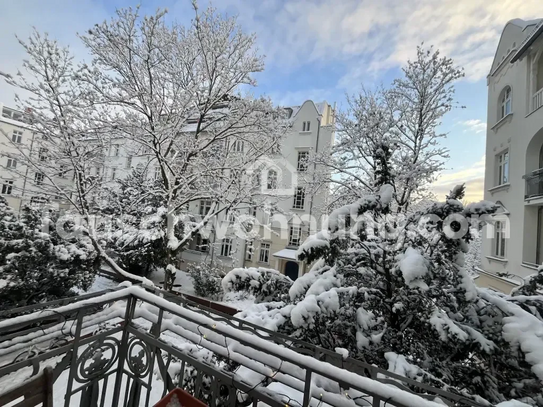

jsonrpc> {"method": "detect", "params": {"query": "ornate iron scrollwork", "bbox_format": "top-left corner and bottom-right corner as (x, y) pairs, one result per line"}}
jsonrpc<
(75, 337), (120, 383)
(126, 336), (152, 378)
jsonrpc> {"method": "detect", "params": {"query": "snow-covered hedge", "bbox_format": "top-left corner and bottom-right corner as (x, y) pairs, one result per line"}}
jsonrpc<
(188, 263), (224, 300)
(222, 267), (293, 302)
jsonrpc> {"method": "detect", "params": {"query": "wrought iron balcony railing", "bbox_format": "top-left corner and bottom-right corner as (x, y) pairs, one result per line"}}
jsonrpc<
(525, 168), (543, 199)
(0, 285), (488, 407)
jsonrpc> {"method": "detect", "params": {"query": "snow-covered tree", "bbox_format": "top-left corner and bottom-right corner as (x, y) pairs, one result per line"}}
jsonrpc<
(101, 167), (170, 276)
(1, 3), (286, 286)
(243, 139), (543, 402)
(0, 197), (98, 309)
(310, 46), (463, 213)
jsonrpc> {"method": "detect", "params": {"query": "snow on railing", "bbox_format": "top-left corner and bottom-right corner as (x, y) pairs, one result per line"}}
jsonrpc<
(533, 88), (543, 114)
(0, 286), (485, 407)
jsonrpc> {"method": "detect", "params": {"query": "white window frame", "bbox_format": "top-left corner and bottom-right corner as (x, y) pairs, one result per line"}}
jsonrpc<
(496, 151), (509, 186)
(6, 158), (16, 169)
(288, 225), (302, 247)
(246, 240), (254, 261)
(302, 121), (311, 132)
(35, 172), (44, 185)
(111, 167), (117, 181)
(501, 87), (512, 119)
(195, 234), (209, 252)
(227, 209), (236, 223)
(39, 148), (48, 162)
(297, 151), (309, 172)
(199, 200), (212, 216)
(112, 145), (120, 157)
(220, 238), (233, 257)
(259, 242), (270, 263)
(231, 140), (244, 152)
(11, 130), (22, 144)
(1, 180), (13, 195)
(126, 156), (132, 169)
(59, 165), (67, 178)
(293, 187), (305, 209)
(267, 169), (278, 190)
(494, 220), (507, 258)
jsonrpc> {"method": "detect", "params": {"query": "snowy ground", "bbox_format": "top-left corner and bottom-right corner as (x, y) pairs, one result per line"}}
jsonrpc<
(148, 268), (195, 296)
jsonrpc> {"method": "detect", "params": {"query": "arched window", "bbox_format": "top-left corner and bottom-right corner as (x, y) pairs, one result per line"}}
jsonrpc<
(500, 87), (512, 119)
(267, 169), (277, 190)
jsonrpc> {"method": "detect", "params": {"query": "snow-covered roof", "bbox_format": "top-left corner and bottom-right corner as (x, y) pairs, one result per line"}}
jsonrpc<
(272, 248), (298, 260)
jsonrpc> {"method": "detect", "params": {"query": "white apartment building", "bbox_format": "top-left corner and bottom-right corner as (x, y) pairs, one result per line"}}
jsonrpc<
(98, 100), (335, 281)
(480, 19), (543, 292)
(0, 104), (73, 212)
(183, 100), (335, 280)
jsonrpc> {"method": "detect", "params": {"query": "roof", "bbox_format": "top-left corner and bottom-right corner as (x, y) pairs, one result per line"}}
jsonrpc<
(284, 100), (328, 119)
(272, 248), (298, 260)
(511, 18), (543, 63)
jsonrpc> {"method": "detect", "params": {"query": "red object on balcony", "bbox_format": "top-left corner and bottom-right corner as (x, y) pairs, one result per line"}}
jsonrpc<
(153, 388), (208, 407)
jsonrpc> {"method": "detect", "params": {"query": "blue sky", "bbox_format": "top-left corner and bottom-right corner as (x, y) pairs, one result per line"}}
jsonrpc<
(2, 0), (543, 202)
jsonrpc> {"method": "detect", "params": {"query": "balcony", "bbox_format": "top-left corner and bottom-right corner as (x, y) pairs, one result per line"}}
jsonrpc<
(533, 88), (543, 114)
(525, 168), (543, 200)
(0, 285), (485, 407)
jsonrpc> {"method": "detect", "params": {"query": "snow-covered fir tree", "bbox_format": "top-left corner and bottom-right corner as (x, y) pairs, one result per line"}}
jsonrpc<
(101, 167), (171, 276)
(0, 198), (98, 309)
(238, 141), (543, 403)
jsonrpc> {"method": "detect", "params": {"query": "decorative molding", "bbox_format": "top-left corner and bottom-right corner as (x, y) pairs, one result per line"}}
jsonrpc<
(485, 255), (508, 264)
(488, 183), (510, 194)
(491, 113), (513, 132)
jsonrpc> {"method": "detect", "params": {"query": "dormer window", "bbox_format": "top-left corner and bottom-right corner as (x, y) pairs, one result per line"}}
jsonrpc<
(500, 87), (512, 119)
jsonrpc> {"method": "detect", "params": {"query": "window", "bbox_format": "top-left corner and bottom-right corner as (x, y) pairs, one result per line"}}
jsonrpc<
(496, 151), (509, 186)
(231, 140), (244, 152)
(6, 158), (16, 169)
(293, 187), (305, 209)
(111, 167), (117, 181)
(302, 121), (311, 132)
(30, 196), (47, 208)
(58, 165), (68, 178)
(246, 240), (254, 261)
(227, 210), (236, 222)
(288, 225), (302, 247)
(259, 242), (270, 263)
(500, 87), (512, 119)
(1, 180), (13, 195)
(220, 238), (232, 257)
(126, 156), (132, 169)
(111, 145), (120, 157)
(494, 221), (506, 258)
(154, 166), (161, 180)
(39, 148), (48, 162)
(199, 200), (212, 216)
(267, 169), (277, 190)
(11, 130), (22, 144)
(297, 151), (309, 172)
(34, 172), (44, 185)
(251, 204), (257, 217)
(195, 234), (209, 252)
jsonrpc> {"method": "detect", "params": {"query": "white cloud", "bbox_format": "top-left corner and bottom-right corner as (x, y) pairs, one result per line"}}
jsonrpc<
(459, 119), (487, 134)
(431, 156), (486, 201)
(209, 0), (543, 88)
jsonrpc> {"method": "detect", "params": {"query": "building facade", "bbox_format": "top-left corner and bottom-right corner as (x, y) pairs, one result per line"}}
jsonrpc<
(182, 100), (335, 280)
(480, 19), (543, 292)
(0, 104), (73, 212)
